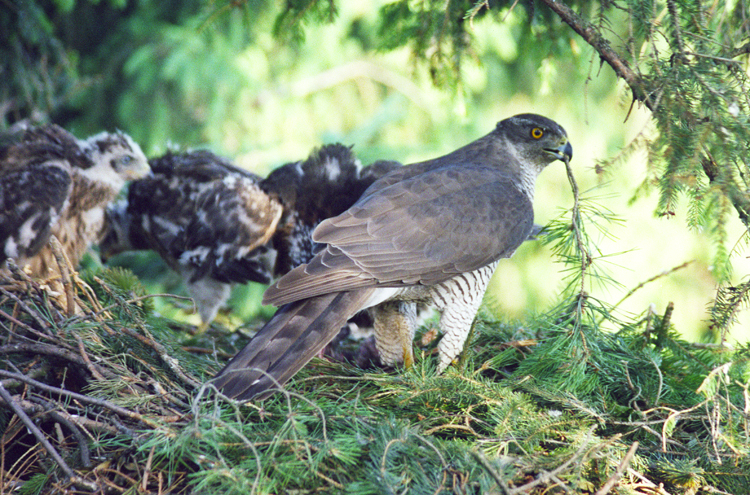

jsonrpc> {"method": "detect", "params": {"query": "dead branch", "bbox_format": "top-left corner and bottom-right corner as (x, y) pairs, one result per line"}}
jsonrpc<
(0, 369), (160, 428)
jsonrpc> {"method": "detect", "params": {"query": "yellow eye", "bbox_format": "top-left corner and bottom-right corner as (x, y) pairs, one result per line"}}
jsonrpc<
(531, 127), (544, 139)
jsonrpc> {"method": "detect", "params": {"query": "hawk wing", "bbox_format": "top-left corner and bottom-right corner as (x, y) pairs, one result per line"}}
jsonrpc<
(0, 128), (74, 263)
(125, 151), (282, 285)
(264, 163), (533, 306)
(0, 163), (72, 263)
(260, 145), (402, 274)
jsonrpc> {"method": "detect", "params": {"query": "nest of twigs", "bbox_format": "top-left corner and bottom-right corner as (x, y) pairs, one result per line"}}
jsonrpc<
(0, 253), (212, 493)
(3, 247), (750, 494)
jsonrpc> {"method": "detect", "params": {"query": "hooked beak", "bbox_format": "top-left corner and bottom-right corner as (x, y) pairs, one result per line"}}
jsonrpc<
(125, 161), (152, 180)
(545, 141), (573, 162)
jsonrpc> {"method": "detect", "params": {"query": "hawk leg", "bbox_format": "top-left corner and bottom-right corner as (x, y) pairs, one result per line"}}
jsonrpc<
(370, 301), (418, 368)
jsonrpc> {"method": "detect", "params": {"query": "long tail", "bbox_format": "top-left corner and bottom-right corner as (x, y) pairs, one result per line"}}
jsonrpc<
(212, 288), (376, 400)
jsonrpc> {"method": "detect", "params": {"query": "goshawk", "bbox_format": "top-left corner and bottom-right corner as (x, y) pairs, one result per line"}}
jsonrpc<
(212, 113), (572, 400)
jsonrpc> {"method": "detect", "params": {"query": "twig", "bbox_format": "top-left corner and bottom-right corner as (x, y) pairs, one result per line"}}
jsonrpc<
(538, 0), (654, 110)
(0, 308), (58, 343)
(424, 423), (480, 437)
(564, 157), (589, 296)
(470, 449), (512, 495)
(686, 51), (741, 66)
(0, 343), (113, 379)
(665, 0), (686, 60)
(48, 236), (76, 317)
(72, 333), (107, 381)
(611, 261), (694, 310)
(649, 355), (664, 408)
(627, 468), (671, 495)
(0, 286), (52, 332)
(142, 445), (156, 492)
(48, 410), (92, 468)
(660, 401), (707, 452)
(181, 346), (235, 359)
(0, 383), (78, 483)
(655, 302), (674, 347)
(4, 258), (39, 289)
(314, 470), (344, 490)
(81, 293), (195, 322)
(509, 425), (598, 494)
(117, 325), (201, 390)
(3, 395), (123, 436)
(594, 441), (639, 495)
(0, 369), (159, 428)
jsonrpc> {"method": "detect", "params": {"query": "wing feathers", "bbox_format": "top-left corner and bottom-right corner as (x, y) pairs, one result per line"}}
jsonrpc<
(264, 167), (534, 306)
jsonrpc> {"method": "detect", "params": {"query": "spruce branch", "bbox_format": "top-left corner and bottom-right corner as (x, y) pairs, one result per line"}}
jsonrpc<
(0, 369), (161, 428)
(537, 0), (654, 110)
(665, 0), (687, 62)
(116, 324), (202, 390)
(564, 156), (590, 296)
(709, 279), (750, 342)
(540, 0), (750, 237)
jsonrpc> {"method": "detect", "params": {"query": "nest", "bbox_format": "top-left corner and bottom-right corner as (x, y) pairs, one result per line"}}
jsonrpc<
(3, 243), (750, 494)
(0, 252), (212, 493)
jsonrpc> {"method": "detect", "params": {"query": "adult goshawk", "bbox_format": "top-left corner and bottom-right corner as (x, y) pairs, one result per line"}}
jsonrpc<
(212, 113), (573, 400)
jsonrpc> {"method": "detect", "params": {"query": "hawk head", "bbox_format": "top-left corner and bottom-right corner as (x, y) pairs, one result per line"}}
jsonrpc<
(496, 113), (573, 170)
(77, 131), (150, 191)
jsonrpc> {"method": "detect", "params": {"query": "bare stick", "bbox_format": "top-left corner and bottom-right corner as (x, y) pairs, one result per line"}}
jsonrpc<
(612, 261), (694, 310)
(538, 0), (653, 109)
(594, 441), (639, 495)
(0, 369), (159, 427)
(0, 308), (57, 343)
(0, 343), (113, 379)
(0, 383), (75, 478)
(0, 286), (52, 332)
(72, 333), (107, 381)
(470, 449), (512, 495)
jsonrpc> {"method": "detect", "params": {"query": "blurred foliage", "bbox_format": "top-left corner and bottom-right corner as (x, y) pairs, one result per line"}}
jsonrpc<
(1, 0), (596, 149)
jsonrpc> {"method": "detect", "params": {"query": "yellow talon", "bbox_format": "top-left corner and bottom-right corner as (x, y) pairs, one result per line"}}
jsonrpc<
(402, 345), (414, 368)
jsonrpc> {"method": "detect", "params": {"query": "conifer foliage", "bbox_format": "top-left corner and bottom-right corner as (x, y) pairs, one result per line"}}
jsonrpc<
(1, 235), (749, 493)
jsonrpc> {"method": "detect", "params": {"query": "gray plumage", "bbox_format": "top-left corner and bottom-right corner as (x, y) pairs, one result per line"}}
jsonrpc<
(212, 114), (573, 400)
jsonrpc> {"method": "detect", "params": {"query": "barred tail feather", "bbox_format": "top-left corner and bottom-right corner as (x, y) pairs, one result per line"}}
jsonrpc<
(212, 288), (376, 400)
